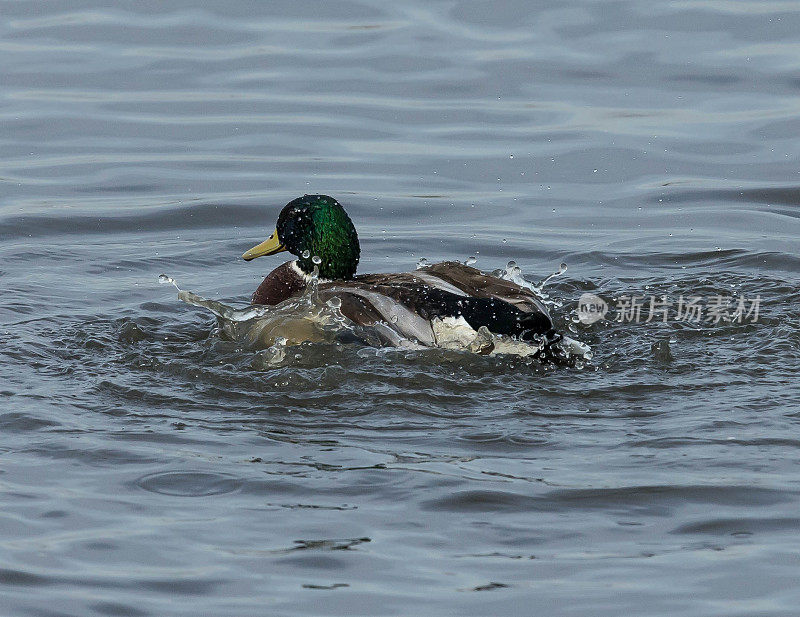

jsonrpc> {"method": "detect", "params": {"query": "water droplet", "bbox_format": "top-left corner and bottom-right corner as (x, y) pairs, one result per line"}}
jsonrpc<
(416, 257), (429, 269)
(506, 260), (517, 270)
(502, 238), (507, 244)
(301, 249), (311, 259)
(390, 315), (398, 324)
(326, 296), (342, 310)
(559, 262), (567, 273)
(509, 154), (514, 159)
(312, 255), (322, 265)
(466, 256), (477, 266)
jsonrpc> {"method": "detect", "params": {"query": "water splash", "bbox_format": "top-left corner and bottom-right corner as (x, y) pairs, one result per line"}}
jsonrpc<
(158, 274), (181, 291)
(539, 262), (568, 290)
(304, 265), (321, 307)
(498, 260), (531, 291)
(161, 262), (589, 364)
(253, 336), (288, 368)
(161, 273), (348, 350)
(494, 260), (569, 309)
(178, 289), (271, 322)
(161, 273), (271, 321)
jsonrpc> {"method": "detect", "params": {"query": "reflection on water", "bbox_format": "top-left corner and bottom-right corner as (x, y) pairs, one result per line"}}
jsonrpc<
(2, 0), (800, 615)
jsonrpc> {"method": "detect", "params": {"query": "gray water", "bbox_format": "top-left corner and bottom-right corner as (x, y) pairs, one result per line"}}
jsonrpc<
(2, 1), (800, 615)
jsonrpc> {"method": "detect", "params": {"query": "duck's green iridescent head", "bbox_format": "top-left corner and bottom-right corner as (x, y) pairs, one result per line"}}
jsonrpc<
(242, 195), (360, 280)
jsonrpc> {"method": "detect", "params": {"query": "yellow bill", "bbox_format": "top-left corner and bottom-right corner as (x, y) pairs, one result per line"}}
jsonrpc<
(242, 229), (286, 261)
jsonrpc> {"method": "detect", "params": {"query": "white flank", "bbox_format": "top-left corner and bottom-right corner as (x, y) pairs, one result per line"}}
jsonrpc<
(431, 316), (478, 347)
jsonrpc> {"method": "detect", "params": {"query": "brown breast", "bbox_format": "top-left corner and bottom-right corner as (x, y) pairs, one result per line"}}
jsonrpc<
(251, 261), (306, 305)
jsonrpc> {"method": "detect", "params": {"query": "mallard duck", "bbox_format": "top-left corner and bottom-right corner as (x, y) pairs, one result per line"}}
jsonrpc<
(241, 195), (561, 352)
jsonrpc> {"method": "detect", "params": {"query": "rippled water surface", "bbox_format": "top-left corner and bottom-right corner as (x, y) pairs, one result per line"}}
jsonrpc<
(3, 1), (800, 615)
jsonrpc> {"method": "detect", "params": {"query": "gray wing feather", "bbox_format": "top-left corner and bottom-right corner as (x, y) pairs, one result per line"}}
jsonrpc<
(420, 261), (551, 316)
(321, 285), (436, 345)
